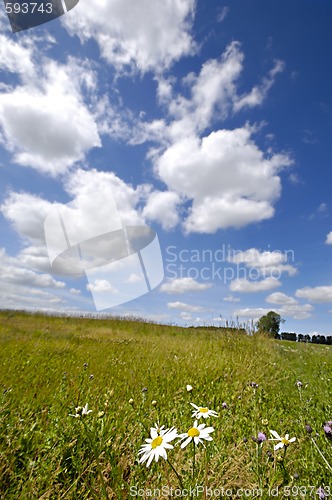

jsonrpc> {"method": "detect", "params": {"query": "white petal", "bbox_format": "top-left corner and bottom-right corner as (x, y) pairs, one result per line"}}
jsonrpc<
(181, 437), (192, 449)
(274, 442), (284, 450)
(270, 430), (281, 440)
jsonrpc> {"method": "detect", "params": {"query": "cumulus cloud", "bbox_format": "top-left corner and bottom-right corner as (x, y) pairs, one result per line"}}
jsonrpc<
(142, 190), (181, 230)
(228, 248), (297, 276)
(1, 192), (59, 245)
(230, 277), (281, 293)
(223, 295), (240, 303)
(141, 43), (291, 233)
(1, 168), (150, 279)
(87, 279), (117, 294)
(295, 285), (332, 303)
(62, 0), (196, 73)
(278, 303), (312, 320)
(167, 301), (205, 312)
(160, 277), (212, 294)
(266, 292), (298, 305)
(0, 34), (34, 77)
(0, 60), (101, 176)
(234, 307), (270, 320)
(326, 231), (332, 244)
(0, 247), (67, 310)
(156, 127), (291, 232)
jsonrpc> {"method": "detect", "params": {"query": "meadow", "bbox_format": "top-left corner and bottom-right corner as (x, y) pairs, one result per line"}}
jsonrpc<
(0, 310), (331, 499)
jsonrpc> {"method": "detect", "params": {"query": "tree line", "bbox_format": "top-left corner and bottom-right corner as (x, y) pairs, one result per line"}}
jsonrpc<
(257, 311), (332, 345)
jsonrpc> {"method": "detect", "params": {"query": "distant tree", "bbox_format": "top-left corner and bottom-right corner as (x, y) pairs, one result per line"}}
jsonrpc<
(256, 311), (284, 338)
(281, 332), (297, 342)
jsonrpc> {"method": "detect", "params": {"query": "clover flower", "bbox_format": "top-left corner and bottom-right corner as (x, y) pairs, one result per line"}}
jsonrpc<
(269, 430), (296, 450)
(138, 426), (178, 467)
(186, 384), (193, 392)
(178, 420), (214, 448)
(190, 403), (218, 419)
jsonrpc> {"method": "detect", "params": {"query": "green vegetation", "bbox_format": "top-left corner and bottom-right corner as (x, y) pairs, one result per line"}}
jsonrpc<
(256, 311), (284, 338)
(0, 310), (331, 498)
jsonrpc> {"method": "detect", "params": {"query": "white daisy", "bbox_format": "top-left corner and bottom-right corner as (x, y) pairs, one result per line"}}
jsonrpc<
(190, 403), (218, 419)
(138, 426), (178, 467)
(269, 430), (296, 450)
(178, 420), (214, 448)
(69, 403), (92, 418)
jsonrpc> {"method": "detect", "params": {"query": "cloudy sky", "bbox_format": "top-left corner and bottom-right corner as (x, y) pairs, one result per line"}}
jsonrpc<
(1, 0), (332, 335)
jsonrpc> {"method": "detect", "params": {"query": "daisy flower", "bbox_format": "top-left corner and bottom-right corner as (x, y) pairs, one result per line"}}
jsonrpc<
(69, 403), (92, 418)
(190, 403), (218, 419)
(178, 420), (214, 448)
(138, 426), (178, 467)
(269, 430), (296, 450)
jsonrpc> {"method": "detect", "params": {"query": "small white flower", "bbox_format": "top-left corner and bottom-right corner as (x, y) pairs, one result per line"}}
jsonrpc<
(69, 403), (92, 418)
(178, 420), (214, 448)
(138, 426), (178, 467)
(190, 403), (218, 419)
(269, 430), (296, 450)
(186, 384), (193, 392)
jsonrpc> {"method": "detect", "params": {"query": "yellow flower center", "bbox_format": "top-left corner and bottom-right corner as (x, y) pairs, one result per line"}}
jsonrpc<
(199, 407), (209, 413)
(281, 438), (290, 446)
(188, 427), (200, 438)
(151, 436), (163, 449)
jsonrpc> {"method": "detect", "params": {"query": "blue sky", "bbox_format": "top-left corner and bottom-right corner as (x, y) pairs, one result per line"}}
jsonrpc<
(1, 0), (332, 335)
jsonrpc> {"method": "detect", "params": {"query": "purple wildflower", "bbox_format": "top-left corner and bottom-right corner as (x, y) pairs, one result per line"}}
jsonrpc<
(317, 486), (326, 499)
(323, 422), (332, 439)
(252, 432), (266, 444)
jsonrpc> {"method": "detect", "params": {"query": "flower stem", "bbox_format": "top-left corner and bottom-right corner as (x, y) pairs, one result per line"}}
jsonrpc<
(192, 440), (196, 481)
(310, 437), (332, 473)
(167, 459), (184, 489)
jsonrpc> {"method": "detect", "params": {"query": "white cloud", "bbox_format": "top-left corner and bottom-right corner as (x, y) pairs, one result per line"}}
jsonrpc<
(87, 279), (117, 294)
(126, 273), (144, 284)
(0, 60), (101, 176)
(167, 301), (205, 312)
(266, 292), (298, 305)
(278, 303), (313, 320)
(228, 248), (297, 276)
(234, 307), (270, 320)
(0, 34), (34, 77)
(234, 60), (285, 111)
(230, 277), (281, 293)
(234, 303), (312, 321)
(1, 192), (59, 245)
(1, 168), (150, 279)
(142, 190), (181, 229)
(180, 311), (193, 321)
(155, 127), (291, 233)
(64, 168), (147, 227)
(0, 247), (67, 310)
(223, 295), (240, 303)
(62, 0), (196, 73)
(160, 277), (212, 294)
(295, 286), (332, 303)
(326, 231), (332, 244)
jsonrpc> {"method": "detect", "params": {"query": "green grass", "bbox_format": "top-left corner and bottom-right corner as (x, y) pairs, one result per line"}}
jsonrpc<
(0, 310), (331, 499)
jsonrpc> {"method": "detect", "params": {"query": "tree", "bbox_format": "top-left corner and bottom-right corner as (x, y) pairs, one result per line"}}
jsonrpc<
(256, 311), (284, 338)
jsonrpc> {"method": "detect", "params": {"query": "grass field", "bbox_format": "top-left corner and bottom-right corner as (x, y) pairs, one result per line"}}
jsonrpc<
(0, 310), (331, 499)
